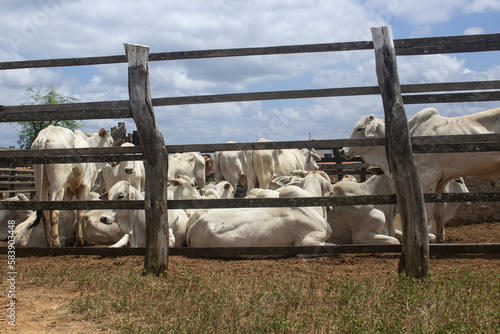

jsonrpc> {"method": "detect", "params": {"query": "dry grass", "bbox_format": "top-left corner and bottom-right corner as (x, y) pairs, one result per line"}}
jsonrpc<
(7, 255), (499, 334)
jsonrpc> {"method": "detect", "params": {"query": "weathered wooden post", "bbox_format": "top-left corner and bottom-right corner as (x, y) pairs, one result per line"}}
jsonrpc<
(125, 43), (170, 276)
(371, 26), (429, 278)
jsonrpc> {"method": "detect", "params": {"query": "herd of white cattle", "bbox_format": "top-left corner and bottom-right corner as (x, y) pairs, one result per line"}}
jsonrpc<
(1, 106), (499, 254)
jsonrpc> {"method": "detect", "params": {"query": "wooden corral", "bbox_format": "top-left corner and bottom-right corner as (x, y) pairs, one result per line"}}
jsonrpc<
(0, 168), (35, 199)
(1, 27), (500, 277)
(110, 122), (139, 147)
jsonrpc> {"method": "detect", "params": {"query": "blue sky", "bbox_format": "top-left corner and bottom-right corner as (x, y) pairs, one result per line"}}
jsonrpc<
(0, 0), (499, 149)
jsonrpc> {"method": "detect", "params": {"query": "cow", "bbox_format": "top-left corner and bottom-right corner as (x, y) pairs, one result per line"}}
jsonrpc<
(186, 170), (334, 253)
(393, 177), (470, 240)
(340, 107), (499, 242)
(1, 194), (32, 240)
(203, 154), (214, 178)
(201, 181), (235, 199)
(246, 138), (321, 193)
(14, 209), (123, 247)
(168, 152), (206, 191)
(328, 173), (470, 245)
(213, 143), (249, 195)
(100, 175), (202, 247)
(99, 181), (158, 248)
(328, 173), (400, 245)
(31, 125), (113, 247)
(100, 143), (145, 193)
(167, 174), (203, 201)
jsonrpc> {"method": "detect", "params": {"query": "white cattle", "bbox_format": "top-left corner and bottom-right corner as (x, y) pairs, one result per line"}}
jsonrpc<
(329, 173), (470, 245)
(168, 152), (206, 190)
(1, 194), (32, 240)
(101, 143), (145, 193)
(393, 177), (470, 239)
(214, 143), (249, 195)
(201, 181), (235, 199)
(101, 176), (202, 248)
(186, 170), (334, 253)
(185, 181), (236, 233)
(99, 181), (153, 248)
(82, 210), (125, 246)
(167, 174), (203, 201)
(328, 174), (400, 245)
(340, 107), (497, 242)
(203, 154), (214, 178)
(14, 209), (123, 247)
(245, 188), (280, 198)
(246, 138), (321, 193)
(31, 125), (113, 247)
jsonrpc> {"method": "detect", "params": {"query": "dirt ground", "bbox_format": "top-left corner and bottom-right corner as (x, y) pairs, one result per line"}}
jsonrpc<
(1, 177), (499, 333)
(0, 221), (499, 334)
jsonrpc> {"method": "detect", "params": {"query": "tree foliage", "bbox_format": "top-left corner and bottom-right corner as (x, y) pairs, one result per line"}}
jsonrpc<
(16, 85), (83, 149)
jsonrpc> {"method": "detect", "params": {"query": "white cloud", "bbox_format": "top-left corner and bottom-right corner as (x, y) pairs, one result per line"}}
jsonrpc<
(464, 27), (486, 35)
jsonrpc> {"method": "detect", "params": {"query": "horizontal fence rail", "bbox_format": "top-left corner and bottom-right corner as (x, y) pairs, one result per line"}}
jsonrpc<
(1, 243), (499, 257)
(2, 80), (500, 122)
(1, 134), (500, 166)
(2, 192), (500, 211)
(1, 33), (499, 70)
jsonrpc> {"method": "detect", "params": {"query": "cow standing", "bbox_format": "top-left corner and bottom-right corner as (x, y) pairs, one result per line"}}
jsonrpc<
(31, 125), (113, 247)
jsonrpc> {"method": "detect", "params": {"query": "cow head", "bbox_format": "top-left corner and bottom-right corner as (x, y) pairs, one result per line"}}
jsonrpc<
(167, 175), (202, 200)
(100, 180), (142, 202)
(340, 114), (391, 177)
(203, 154), (214, 177)
(97, 128), (114, 148)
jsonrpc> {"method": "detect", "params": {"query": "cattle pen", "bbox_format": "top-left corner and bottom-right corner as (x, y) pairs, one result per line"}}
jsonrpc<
(1, 26), (500, 277)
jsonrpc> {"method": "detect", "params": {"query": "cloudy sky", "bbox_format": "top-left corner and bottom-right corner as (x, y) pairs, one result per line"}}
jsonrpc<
(0, 0), (499, 149)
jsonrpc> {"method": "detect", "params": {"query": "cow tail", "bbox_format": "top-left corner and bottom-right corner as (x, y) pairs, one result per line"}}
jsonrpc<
(27, 210), (43, 230)
(32, 134), (47, 202)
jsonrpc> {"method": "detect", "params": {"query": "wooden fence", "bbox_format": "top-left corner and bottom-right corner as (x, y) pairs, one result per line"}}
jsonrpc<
(1, 27), (500, 277)
(0, 168), (35, 199)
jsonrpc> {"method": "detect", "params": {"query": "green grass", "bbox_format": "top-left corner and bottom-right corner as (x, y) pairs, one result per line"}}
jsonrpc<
(8, 262), (500, 333)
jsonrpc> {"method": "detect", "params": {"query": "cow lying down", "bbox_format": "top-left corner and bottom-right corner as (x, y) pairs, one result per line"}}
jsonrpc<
(328, 172), (469, 245)
(186, 170), (334, 256)
(100, 175), (202, 248)
(1, 194), (32, 240)
(14, 209), (123, 247)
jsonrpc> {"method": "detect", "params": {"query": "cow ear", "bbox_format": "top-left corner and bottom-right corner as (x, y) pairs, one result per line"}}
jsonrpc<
(128, 187), (137, 200)
(167, 179), (181, 187)
(310, 149), (321, 161)
(272, 175), (292, 187)
(365, 120), (380, 137)
(99, 192), (109, 200)
(223, 183), (232, 190)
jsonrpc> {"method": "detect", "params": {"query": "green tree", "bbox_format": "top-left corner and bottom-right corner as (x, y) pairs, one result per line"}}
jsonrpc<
(16, 85), (83, 149)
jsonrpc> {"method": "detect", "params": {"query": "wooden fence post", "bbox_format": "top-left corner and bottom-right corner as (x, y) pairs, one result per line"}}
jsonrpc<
(371, 26), (429, 278)
(125, 43), (170, 276)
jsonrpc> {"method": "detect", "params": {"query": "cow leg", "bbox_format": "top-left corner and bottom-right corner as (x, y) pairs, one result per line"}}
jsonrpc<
(60, 188), (77, 246)
(353, 230), (400, 245)
(49, 209), (61, 247)
(110, 234), (130, 248)
(433, 182), (448, 243)
(74, 186), (89, 247)
(297, 229), (330, 247)
(36, 166), (56, 247)
(41, 210), (54, 247)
